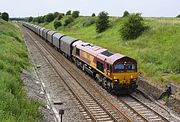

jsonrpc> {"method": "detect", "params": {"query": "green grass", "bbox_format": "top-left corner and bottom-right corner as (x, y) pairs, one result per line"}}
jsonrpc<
(38, 16), (180, 87)
(0, 19), (41, 121)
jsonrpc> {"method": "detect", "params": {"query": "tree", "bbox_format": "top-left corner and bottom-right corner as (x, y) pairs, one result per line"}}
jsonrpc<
(37, 16), (42, 23)
(1, 12), (9, 21)
(54, 20), (62, 29)
(120, 13), (146, 40)
(64, 16), (74, 26)
(96, 11), (109, 33)
(32, 17), (38, 22)
(92, 13), (96, 17)
(28, 16), (33, 22)
(176, 14), (180, 18)
(66, 10), (71, 15)
(122, 10), (129, 17)
(58, 14), (63, 20)
(44, 13), (55, 22)
(54, 12), (59, 18)
(72, 11), (80, 18)
(40, 16), (45, 23)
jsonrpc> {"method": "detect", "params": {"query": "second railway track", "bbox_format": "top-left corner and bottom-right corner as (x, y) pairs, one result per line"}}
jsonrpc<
(22, 24), (170, 122)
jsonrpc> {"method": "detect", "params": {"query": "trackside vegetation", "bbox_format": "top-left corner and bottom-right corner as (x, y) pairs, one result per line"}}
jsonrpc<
(37, 16), (180, 87)
(0, 19), (41, 121)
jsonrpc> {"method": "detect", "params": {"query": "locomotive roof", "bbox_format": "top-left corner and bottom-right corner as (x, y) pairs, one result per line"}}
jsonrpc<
(73, 40), (107, 55)
(73, 40), (130, 64)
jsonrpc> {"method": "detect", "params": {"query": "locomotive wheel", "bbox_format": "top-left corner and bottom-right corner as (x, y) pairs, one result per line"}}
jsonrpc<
(106, 81), (112, 92)
(102, 79), (108, 89)
(95, 74), (102, 85)
(82, 64), (85, 71)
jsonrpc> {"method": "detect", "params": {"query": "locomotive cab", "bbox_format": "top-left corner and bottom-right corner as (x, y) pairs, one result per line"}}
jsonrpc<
(110, 57), (138, 93)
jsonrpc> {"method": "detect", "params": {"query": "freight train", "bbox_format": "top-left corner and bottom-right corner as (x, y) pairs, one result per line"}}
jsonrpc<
(22, 22), (138, 94)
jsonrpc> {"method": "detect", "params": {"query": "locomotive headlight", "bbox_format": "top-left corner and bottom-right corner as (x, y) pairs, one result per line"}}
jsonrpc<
(132, 78), (137, 82)
(114, 79), (119, 82)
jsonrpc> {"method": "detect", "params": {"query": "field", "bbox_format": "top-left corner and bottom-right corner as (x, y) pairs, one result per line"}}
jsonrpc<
(39, 16), (180, 88)
(0, 19), (41, 121)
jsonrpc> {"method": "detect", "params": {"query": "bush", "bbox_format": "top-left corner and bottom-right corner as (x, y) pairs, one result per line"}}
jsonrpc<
(72, 11), (80, 18)
(32, 17), (37, 22)
(54, 12), (59, 18)
(64, 16), (74, 26)
(176, 14), (180, 18)
(66, 10), (71, 15)
(28, 17), (33, 22)
(1, 12), (9, 21)
(96, 11), (109, 33)
(122, 10), (129, 17)
(120, 13), (146, 40)
(37, 16), (41, 23)
(54, 21), (62, 29)
(40, 16), (45, 23)
(92, 13), (96, 17)
(44, 13), (55, 22)
(58, 14), (64, 20)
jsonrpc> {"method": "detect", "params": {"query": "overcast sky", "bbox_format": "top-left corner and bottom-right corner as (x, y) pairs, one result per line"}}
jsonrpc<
(0, 0), (179, 18)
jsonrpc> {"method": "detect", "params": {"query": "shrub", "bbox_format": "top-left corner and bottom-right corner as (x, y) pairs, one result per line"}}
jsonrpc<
(92, 13), (96, 17)
(176, 14), (180, 18)
(1, 12), (9, 21)
(96, 11), (109, 33)
(120, 13), (146, 40)
(58, 14), (63, 20)
(32, 17), (37, 22)
(28, 17), (33, 22)
(64, 16), (74, 26)
(72, 11), (80, 18)
(37, 16), (41, 23)
(66, 10), (71, 15)
(54, 20), (62, 29)
(122, 10), (129, 17)
(44, 13), (55, 22)
(40, 16), (45, 23)
(54, 12), (59, 18)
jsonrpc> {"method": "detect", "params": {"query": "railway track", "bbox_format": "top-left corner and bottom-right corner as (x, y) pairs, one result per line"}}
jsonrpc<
(23, 25), (170, 122)
(116, 95), (169, 122)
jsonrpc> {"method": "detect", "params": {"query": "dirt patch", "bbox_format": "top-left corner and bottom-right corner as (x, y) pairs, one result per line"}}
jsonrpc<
(137, 77), (180, 116)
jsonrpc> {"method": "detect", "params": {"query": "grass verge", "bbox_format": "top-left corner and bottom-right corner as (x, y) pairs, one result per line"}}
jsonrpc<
(0, 19), (41, 121)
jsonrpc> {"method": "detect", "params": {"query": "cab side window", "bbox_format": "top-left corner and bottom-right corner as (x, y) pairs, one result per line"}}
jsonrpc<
(107, 64), (112, 72)
(96, 61), (104, 72)
(76, 48), (80, 56)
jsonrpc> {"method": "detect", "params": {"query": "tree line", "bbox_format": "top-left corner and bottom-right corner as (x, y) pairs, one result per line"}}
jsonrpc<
(27, 10), (180, 40)
(27, 10), (147, 40)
